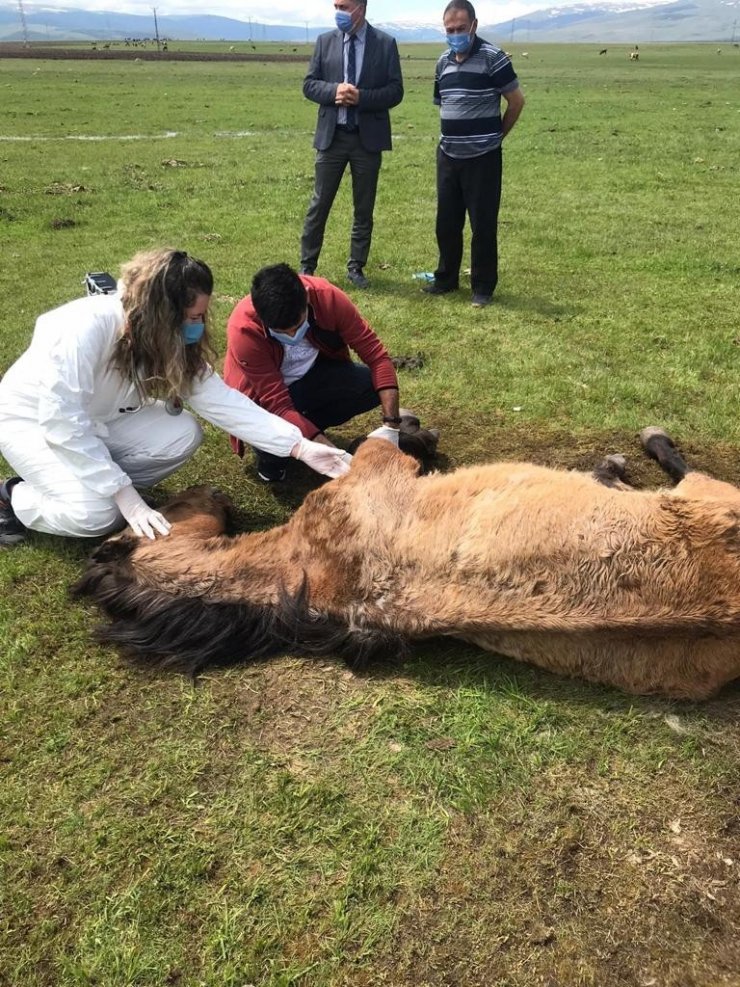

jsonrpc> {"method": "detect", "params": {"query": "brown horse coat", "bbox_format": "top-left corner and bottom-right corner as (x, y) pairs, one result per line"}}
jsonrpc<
(74, 439), (740, 699)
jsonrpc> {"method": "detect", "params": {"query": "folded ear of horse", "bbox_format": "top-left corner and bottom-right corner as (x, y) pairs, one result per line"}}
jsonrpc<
(73, 432), (740, 699)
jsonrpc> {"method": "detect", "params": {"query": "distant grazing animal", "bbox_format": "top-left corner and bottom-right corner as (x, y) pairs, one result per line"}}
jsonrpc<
(599, 48), (608, 55)
(74, 429), (740, 700)
(521, 51), (529, 58)
(629, 48), (639, 60)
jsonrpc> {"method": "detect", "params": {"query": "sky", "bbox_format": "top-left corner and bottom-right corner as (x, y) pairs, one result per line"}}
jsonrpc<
(18, 0), (677, 26)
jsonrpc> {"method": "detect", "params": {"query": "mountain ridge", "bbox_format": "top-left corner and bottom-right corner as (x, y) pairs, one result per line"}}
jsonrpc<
(1, 0), (738, 44)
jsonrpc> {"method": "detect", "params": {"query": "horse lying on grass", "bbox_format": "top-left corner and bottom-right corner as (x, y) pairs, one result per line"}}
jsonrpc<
(73, 429), (740, 700)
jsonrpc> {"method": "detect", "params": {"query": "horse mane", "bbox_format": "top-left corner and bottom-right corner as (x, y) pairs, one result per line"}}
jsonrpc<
(71, 534), (407, 676)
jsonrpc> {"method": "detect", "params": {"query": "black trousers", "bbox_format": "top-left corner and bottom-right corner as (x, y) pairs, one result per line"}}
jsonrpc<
(301, 130), (382, 272)
(256, 355), (380, 475)
(434, 146), (503, 297)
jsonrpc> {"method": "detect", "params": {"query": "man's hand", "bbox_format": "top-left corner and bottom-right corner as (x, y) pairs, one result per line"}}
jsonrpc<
(335, 83), (360, 106)
(311, 433), (337, 448)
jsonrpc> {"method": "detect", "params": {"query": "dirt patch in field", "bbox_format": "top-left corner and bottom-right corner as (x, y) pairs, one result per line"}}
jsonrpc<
(264, 416), (740, 516)
(354, 767), (740, 987)
(0, 42), (305, 62)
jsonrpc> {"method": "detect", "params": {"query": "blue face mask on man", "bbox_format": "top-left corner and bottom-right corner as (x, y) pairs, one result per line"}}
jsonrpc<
(269, 318), (311, 347)
(447, 32), (472, 53)
(335, 9), (353, 32)
(181, 321), (205, 344)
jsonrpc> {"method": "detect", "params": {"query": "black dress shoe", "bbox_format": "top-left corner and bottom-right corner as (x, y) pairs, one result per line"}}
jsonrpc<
(0, 482), (26, 546)
(422, 281), (458, 295)
(347, 267), (370, 289)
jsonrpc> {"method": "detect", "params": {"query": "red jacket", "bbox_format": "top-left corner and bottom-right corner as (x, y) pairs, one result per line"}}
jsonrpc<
(224, 276), (398, 454)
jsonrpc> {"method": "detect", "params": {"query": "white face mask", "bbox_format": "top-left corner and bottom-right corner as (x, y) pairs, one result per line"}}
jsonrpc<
(268, 318), (311, 347)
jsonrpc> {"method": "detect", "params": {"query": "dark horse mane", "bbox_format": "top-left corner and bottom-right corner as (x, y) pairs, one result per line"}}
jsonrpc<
(72, 535), (407, 677)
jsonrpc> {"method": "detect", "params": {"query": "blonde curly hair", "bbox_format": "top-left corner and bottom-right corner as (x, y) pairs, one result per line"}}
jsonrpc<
(109, 248), (217, 400)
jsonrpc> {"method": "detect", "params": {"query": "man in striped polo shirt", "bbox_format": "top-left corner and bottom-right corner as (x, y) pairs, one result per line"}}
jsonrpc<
(424, 0), (525, 307)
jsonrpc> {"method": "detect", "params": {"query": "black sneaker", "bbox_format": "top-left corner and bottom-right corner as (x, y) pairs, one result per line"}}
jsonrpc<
(347, 267), (370, 289)
(299, 266), (315, 276)
(257, 466), (287, 483)
(0, 491), (26, 546)
(422, 281), (458, 295)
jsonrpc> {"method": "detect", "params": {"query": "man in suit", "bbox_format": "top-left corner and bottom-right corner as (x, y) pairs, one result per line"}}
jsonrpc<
(300, 0), (404, 289)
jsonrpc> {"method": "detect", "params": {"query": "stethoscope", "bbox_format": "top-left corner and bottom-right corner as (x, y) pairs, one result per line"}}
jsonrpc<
(118, 396), (184, 416)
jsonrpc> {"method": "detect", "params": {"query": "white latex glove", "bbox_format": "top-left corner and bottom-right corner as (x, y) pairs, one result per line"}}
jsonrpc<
(367, 425), (400, 447)
(113, 484), (172, 540)
(291, 438), (352, 479)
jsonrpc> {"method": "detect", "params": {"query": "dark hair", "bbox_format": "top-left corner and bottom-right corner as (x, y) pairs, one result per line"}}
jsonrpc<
(443, 0), (476, 21)
(250, 263), (307, 329)
(161, 250), (214, 314)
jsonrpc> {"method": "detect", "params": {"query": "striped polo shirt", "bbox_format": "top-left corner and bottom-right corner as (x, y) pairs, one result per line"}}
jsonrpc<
(433, 35), (519, 159)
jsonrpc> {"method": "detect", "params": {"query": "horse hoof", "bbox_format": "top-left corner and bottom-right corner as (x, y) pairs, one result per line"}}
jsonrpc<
(640, 426), (674, 449)
(604, 453), (627, 471)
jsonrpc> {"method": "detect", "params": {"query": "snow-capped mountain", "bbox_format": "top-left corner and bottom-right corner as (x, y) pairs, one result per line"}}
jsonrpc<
(1, 0), (737, 43)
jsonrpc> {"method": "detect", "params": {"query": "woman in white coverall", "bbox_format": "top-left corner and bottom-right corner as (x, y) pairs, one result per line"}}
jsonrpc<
(0, 248), (351, 546)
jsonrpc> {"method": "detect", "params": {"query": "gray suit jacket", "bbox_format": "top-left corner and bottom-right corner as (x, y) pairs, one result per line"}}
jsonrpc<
(303, 24), (404, 153)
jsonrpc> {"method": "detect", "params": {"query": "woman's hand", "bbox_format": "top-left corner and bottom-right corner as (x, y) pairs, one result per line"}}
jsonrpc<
(291, 438), (352, 478)
(113, 484), (172, 540)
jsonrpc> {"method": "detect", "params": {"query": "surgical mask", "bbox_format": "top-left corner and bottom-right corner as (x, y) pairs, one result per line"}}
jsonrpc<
(447, 33), (472, 53)
(269, 318), (311, 347)
(335, 10), (353, 32)
(181, 320), (205, 344)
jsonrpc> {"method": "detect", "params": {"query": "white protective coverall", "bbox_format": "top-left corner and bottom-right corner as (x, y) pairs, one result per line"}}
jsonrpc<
(0, 293), (304, 537)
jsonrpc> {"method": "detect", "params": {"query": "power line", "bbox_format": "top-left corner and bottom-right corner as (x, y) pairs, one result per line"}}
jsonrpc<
(17, 0), (30, 46)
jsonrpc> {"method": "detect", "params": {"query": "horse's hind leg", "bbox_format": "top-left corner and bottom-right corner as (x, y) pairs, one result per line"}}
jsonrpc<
(640, 427), (691, 484)
(641, 428), (740, 502)
(592, 454), (634, 491)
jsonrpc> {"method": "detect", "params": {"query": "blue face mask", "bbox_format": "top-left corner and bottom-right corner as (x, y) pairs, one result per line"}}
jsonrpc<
(269, 318), (311, 347)
(335, 10), (353, 32)
(447, 32), (472, 53)
(181, 320), (205, 344)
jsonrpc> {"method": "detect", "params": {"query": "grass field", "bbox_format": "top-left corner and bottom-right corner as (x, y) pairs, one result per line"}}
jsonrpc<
(1, 42), (739, 987)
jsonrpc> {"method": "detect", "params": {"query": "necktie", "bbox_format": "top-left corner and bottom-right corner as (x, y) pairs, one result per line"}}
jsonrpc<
(346, 35), (357, 129)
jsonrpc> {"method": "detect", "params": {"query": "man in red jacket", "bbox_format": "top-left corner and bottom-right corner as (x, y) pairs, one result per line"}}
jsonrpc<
(225, 263), (401, 482)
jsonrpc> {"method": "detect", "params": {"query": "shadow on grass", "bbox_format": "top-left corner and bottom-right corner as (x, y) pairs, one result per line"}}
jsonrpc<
(344, 276), (579, 321)
(350, 637), (740, 723)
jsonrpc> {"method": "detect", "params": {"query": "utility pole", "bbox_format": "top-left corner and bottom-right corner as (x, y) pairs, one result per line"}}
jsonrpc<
(305, 20), (309, 43)
(248, 16), (252, 41)
(510, 17), (515, 43)
(17, 0), (30, 47)
(153, 6), (161, 51)
(731, 17), (737, 42)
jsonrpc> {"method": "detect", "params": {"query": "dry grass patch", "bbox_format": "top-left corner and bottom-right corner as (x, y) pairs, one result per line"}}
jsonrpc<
(362, 760), (740, 987)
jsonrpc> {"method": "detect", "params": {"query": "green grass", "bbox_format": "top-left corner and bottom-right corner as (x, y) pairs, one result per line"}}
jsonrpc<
(1, 44), (739, 987)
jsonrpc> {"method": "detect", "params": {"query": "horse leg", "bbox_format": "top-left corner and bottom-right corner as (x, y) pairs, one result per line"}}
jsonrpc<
(640, 427), (691, 484)
(592, 454), (634, 491)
